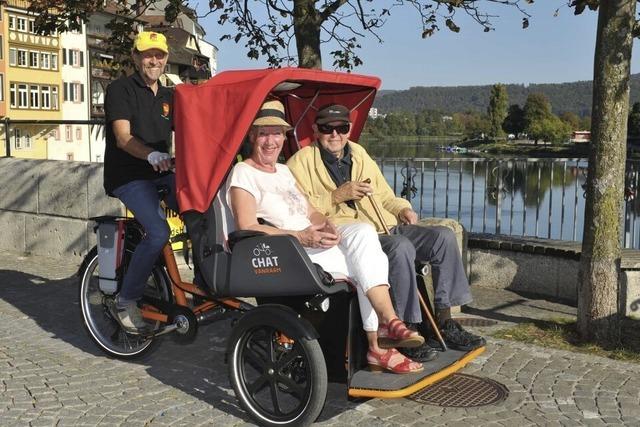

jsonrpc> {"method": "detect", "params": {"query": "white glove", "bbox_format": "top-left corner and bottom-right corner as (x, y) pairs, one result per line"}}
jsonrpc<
(147, 151), (170, 166)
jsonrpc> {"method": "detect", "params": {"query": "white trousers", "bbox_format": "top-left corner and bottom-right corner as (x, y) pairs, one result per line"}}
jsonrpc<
(306, 223), (389, 331)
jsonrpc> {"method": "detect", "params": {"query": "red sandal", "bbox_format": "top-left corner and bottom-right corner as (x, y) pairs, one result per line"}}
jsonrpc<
(378, 318), (425, 349)
(367, 348), (424, 374)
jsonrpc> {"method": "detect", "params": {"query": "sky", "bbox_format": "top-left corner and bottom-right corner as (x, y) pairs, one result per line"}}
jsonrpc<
(196, 1), (640, 91)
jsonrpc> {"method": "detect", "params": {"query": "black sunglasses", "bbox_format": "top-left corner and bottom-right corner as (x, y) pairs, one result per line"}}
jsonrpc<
(317, 123), (350, 135)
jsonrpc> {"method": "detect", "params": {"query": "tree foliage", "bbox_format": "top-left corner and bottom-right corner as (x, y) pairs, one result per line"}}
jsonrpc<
(374, 74), (640, 117)
(487, 83), (509, 138)
(27, 0), (533, 71)
(502, 104), (525, 136)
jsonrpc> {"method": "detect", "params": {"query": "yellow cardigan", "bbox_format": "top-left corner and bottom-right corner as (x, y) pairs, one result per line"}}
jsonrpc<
(287, 142), (412, 232)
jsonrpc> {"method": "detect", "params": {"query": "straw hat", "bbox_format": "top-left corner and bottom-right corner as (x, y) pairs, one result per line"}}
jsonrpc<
(252, 100), (293, 129)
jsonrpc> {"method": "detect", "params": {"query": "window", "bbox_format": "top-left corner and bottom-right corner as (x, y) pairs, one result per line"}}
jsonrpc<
(29, 51), (38, 68)
(51, 128), (60, 140)
(51, 53), (58, 70)
(65, 125), (72, 142)
(8, 16), (15, 30)
(67, 50), (84, 67)
(30, 85), (39, 108)
(75, 127), (82, 141)
(17, 49), (27, 67)
(9, 83), (16, 108)
(41, 85), (50, 109)
(28, 19), (35, 34)
(40, 52), (49, 69)
(13, 128), (21, 149)
(16, 17), (26, 32)
(9, 48), (15, 66)
(52, 86), (58, 109)
(66, 153), (74, 161)
(65, 82), (84, 103)
(17, 84), (27, 108)
(24, 132), (31, 149)
(0, 74), (4, 102)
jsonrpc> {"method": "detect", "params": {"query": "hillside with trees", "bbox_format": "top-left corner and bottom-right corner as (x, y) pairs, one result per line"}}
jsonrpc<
(374, 74), (640, 117)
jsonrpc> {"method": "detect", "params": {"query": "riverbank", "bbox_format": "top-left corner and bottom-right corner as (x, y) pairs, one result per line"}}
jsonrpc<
(459, 139), (590, 158)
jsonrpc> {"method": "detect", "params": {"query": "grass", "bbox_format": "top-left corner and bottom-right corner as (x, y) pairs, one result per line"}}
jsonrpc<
(491, 317), (640, 364)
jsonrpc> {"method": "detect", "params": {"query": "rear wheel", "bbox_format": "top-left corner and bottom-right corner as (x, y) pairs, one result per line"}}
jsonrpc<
(78, 247), (171, 359)
(228, 314), (327, 426)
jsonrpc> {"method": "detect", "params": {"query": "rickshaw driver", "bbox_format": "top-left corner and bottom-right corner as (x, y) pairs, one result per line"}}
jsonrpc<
(103, 31), (176, 334)
(287, 104), (486, 357)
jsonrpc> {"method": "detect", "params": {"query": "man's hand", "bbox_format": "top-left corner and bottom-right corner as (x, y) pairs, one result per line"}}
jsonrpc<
(332, 181), (373, 204)
(147, 151), (172, 172)
(398, 207), (418, 225)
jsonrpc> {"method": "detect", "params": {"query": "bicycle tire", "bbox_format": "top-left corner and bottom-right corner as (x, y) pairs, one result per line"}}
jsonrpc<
(78, 246), (172, 359)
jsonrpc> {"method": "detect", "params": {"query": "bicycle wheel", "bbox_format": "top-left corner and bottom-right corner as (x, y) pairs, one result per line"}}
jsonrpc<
(78, 247), (171, 359)
(228, 315), (327, 427)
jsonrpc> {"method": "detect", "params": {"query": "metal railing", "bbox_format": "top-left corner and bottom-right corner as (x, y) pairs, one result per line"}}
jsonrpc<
(378, 157), (640, 249)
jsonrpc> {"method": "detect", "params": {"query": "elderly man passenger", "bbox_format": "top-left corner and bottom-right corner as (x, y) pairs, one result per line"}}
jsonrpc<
(287, 104), (486, 355)
(226, 100), (425, 374)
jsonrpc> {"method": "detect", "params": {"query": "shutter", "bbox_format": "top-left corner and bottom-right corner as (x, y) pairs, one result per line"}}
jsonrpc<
(80, 84), (84, 102)
(62, 48), (67, 65)
(80, 51), (84, 67)
(63, 82), (68, 102)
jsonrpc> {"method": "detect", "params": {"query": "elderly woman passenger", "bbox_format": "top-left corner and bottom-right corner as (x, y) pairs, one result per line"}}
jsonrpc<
(226, 100), (425, 374)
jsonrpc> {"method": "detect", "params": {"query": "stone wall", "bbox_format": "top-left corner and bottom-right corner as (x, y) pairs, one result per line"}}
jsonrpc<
(0, 158), (122, 259)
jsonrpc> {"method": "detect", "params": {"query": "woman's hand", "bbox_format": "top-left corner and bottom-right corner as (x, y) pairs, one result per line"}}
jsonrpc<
(296, 223), (340, 249)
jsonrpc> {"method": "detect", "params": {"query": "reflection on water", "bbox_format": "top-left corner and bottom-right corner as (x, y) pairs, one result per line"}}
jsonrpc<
(361, 139), (640, 248)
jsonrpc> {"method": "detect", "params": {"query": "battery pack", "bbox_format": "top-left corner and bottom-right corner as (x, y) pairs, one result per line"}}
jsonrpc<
(97, 220), (125, 294)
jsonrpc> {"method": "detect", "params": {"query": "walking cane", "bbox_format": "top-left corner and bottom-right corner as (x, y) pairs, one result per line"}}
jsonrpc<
(363, 179), (448, 351)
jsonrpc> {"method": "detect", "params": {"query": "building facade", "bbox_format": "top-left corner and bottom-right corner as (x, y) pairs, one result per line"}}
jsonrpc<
(3, 0), (62, 159)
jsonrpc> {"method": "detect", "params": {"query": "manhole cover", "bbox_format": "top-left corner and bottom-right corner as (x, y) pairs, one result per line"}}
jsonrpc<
(409, 373), (508, 407)
(453, 317), (498, 327)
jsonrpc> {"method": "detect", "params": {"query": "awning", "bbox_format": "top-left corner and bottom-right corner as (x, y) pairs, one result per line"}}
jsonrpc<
(165, 73), (183, 85)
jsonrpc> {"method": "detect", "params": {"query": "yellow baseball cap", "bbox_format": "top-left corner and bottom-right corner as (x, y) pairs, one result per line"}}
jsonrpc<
(134, 31), (169, 53)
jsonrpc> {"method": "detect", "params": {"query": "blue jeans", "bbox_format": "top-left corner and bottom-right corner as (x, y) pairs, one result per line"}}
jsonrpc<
(112, 174), (177, 302)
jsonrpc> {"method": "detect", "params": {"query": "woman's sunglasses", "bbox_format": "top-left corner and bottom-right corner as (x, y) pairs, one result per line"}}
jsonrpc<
(317, 123), (350, 135)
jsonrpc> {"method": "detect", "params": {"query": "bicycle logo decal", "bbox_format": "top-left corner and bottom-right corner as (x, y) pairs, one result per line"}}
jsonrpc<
(251, 243), (281, 274)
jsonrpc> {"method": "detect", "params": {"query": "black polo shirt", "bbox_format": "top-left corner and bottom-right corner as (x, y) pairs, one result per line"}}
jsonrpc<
(319, 142), (356, 209)
(103, 72), (174, 194)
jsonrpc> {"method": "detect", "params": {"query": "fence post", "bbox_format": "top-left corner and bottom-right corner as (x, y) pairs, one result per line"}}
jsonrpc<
(3, 117), (10, 157)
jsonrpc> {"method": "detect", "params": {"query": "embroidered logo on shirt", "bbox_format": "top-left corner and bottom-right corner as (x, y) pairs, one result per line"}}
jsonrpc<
(161, 102), (170, 119)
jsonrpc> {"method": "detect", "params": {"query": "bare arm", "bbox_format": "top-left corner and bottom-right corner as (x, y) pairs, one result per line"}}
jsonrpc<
(112, 119), (172, 172)
(230, 187), (338, 248)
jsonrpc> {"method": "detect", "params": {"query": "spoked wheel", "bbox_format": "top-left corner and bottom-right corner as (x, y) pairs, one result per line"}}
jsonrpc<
(228, 316), (327, 427)
(78, 247), (171, 358)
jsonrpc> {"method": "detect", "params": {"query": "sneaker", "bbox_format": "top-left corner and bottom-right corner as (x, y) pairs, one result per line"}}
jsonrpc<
(111, 298), (151, 335)
(440, 319), (486, 351)
(399, 342), (439, 363)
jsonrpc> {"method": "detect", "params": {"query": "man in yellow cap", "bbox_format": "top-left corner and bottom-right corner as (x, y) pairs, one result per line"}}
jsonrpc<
(103, 31), (175, 334)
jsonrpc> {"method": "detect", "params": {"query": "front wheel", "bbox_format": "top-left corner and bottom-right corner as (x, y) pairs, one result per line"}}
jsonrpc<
(78, 247), (171, 359)
(228, 313), (327, 427)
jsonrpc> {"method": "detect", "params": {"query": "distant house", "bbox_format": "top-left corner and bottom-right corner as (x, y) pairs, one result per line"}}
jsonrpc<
(369, 108), (378, 119)
(571, 130), (591, 143)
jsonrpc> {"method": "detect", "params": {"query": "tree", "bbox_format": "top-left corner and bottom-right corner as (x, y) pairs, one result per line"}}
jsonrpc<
(29, 0), (532, 70)
(575, 0), (636, 344)
(487, 83), (509, 139)
(628, 102), (640, 138)
(523, 93), (555, 144)
(559, 111), (582, 131)
(502, 104), (526, 137)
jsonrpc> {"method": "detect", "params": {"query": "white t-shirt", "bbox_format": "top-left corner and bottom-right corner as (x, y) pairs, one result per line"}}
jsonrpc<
(226, 162), (312, 231)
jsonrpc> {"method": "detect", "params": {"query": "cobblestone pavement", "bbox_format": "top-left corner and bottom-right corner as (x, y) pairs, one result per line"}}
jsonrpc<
(1, 250), (639, 426)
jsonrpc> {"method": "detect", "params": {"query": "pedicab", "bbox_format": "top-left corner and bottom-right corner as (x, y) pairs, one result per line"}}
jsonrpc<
(78, 67), (485, 427)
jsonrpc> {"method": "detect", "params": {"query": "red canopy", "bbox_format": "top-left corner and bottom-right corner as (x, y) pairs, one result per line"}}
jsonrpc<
(174, 67), (381, 213)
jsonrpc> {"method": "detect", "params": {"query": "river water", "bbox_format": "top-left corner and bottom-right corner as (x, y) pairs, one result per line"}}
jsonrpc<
(362, 140), (640, 249)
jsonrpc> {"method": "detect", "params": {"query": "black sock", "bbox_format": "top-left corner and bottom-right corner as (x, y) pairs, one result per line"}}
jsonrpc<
(437, 308), (451, 327)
